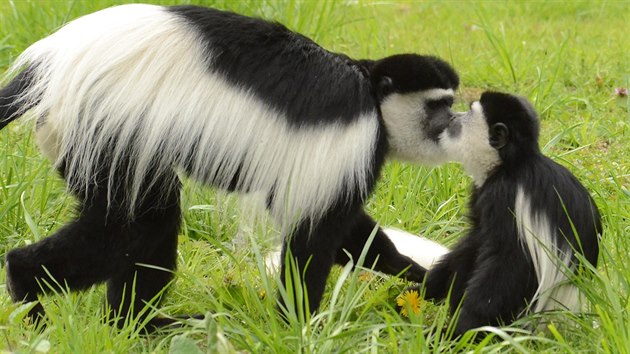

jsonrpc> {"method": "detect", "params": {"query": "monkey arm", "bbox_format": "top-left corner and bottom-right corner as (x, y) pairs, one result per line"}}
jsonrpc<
(334, 210), (427, 282)
(421, 233), (479, 303)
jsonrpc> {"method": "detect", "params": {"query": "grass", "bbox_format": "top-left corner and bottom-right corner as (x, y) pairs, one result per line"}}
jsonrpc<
(0, 0), (628, 352)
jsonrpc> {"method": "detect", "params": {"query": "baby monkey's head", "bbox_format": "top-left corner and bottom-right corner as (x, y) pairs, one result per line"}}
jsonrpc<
(439, 91), (541, 186)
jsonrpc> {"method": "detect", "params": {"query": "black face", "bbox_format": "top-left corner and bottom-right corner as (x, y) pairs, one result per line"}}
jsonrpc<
(479, 91), (541, 159)
(424, 96), (455, 141)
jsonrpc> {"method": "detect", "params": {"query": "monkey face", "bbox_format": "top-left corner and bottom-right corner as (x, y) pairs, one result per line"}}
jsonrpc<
(438, 91), (541, 186)
(370, 54), (459, 166)
(478, 92), (540, 159)
(438, 101), (501, 186)
(379, 88), (457, 165)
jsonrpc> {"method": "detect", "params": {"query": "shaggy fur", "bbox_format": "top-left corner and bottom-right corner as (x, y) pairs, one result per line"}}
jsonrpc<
(1, 4), (459, 328)
(412, 92), (601, 336)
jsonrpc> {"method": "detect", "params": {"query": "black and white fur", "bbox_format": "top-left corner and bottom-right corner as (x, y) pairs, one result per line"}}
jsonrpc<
(0, 4), (459, 328)
(413, 92), (601, 336)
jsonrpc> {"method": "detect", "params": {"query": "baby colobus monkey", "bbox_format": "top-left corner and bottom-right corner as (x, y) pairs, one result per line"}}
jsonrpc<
(410, 92), (601, 336)
(0, 4), (459, 328)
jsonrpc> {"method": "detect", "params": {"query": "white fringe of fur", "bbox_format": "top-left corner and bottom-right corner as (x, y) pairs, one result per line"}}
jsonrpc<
(10, 4), (379, 228)
(515, 187), (582, 314)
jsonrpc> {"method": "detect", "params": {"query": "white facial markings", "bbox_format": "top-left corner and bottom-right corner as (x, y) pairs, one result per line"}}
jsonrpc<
(515, 187), (580, 313)
(420, 88), (455, 101)
(11, 4), (379, 230)
(438, 101), (501, 187)
(379, 88), (454, 165)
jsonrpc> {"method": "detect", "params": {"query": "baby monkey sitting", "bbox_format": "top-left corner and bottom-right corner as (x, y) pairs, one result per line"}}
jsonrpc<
(409, 92), (601, 336)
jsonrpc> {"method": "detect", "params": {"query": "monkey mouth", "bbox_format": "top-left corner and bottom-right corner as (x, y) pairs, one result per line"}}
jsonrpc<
(446, 112), (466, 138)
(450, 111), (468, 122)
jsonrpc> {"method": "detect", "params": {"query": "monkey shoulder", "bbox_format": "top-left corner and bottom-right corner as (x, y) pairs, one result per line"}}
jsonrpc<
(169, 5), (376, 125)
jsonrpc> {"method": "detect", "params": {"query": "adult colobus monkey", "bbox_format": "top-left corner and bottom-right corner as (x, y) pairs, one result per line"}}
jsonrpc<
(410, 92), (601, 336)
(0, 4), (459, 328)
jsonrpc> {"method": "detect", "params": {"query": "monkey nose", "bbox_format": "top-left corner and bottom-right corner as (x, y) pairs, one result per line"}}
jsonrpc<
(450, 112), (466, 121)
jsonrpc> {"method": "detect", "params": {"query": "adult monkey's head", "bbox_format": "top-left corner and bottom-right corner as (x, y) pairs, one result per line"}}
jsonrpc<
(368, 54), (460, 165)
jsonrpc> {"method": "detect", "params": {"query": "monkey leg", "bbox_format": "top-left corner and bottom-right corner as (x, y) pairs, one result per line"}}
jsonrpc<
(6, 159), (183, 329)
(5, 207), (131, 321)
(278, 209), (355, 318)
(334, 210), (427, 282)
(451, 247), (536, 337)
(104, 198), (181, 329)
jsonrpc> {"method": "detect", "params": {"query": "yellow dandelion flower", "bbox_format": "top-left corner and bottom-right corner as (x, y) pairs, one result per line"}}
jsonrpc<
(396, 289), (423, 317)
(358, 271), (373, 282)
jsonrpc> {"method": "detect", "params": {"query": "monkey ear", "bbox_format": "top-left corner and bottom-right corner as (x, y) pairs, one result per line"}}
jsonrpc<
(376, 76), (393, 99)
(489, 123), (509, 149)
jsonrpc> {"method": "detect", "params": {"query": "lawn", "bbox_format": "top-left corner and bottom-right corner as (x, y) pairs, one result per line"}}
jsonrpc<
(0, 0), (628, 352)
